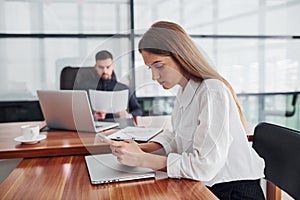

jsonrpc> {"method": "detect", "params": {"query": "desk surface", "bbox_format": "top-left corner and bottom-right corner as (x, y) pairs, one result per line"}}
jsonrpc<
(1, 121), (253, 160)
(0, 121), (113, 159)
(0, 155), (217, 199)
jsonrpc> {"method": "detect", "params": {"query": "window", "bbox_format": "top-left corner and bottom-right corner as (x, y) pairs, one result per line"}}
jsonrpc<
(0, 0), (299, 129)
(134, 0), (300, 95)
(0, 0), (131, 101)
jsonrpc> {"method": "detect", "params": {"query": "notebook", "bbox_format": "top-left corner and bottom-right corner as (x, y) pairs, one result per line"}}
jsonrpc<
(85, 154), (155, 184)
(107, 126), (163, 142)
(37, 90), (119, 132)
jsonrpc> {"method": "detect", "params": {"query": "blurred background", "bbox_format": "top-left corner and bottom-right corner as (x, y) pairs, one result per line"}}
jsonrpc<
(0, 0), (299, 130)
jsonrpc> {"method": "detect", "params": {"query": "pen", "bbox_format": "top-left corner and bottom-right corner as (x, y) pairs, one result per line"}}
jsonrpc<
(96, 133), (116, 145)
(96, 133), (122, 147)
(96, 132), (110, 141)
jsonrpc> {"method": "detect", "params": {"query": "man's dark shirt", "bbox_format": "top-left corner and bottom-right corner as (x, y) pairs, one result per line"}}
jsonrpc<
(73, 69), (143, 119)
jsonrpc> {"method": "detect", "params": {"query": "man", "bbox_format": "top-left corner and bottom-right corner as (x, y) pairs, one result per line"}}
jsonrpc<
(90, 50), (143, 120)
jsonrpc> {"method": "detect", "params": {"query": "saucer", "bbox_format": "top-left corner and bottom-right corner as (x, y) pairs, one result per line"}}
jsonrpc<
(14, 135), (47, 144)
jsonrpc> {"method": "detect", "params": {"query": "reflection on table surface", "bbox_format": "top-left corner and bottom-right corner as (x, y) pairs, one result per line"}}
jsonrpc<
(0, 121), (115, 159)
(0, 155), (218, 200)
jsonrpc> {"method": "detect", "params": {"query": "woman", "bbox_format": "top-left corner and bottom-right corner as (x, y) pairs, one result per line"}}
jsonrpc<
(108, 21), (265, 199)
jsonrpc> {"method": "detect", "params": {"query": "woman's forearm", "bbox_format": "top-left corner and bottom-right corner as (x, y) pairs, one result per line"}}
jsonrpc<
(139, 142), (166, 155)
(138, 142), (167, 171)
(140, 153), (167, 172)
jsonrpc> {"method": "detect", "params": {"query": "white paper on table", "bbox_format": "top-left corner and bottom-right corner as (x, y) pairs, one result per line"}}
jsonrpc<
(88, 89), (129, 113)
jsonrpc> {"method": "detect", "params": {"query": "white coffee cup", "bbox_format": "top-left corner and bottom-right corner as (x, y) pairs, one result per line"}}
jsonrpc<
(21, 125), (40, 140)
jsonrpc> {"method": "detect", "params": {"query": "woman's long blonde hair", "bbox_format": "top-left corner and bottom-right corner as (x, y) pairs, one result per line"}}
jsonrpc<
(138, 21), (247, 130)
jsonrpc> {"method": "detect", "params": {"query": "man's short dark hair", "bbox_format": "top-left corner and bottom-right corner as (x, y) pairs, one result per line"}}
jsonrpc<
(95, 50), (113, 61)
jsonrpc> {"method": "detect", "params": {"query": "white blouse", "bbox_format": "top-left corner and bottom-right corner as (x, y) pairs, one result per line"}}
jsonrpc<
(150, 79), (265, 187)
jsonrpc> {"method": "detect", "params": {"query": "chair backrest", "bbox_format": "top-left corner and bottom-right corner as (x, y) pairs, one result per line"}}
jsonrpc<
(253, 122), (300, 199)
(60, 66), (80, 90)
(60, 66), (96, 90)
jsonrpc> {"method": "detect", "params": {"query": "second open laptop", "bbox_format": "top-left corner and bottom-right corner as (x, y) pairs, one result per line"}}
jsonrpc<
(37, 90), (119, 132)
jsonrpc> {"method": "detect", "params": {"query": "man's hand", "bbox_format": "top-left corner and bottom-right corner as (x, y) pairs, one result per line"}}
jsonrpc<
(94, 111), (106, 120)
(116, 110), (132, 118)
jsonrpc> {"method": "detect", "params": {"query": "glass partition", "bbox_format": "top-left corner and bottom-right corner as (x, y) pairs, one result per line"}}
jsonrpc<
(0, 0), (299, 131)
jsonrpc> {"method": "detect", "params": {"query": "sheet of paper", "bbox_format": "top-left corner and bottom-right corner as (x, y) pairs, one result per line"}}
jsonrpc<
(89, 89), (128, 113)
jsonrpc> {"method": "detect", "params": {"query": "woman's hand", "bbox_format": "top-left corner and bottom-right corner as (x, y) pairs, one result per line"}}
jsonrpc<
(110, 140), (145, 167)
(108, 140), (167, 171)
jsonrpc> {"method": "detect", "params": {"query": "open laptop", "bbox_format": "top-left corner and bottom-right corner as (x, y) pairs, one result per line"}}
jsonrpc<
(37, 90), (119, 132)
(85, 154), (155, 184)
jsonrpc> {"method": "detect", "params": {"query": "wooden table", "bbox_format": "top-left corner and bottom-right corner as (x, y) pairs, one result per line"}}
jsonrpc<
(0, 121), (218, 199)
(0, 155), (218, 200)
(0, 121), (114, 159)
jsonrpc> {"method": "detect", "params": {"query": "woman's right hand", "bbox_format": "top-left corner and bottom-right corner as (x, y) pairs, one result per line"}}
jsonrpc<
(110, 140), (145, 167)
(110, 140), (167, 171)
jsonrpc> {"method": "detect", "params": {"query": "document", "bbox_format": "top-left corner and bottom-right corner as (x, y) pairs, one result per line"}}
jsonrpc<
(89, 89), (129, 113)
(107, 126), (163, 142)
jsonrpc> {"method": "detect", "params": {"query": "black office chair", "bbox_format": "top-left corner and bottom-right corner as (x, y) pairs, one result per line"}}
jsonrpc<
(60, 66), (97, 90)
(60, 66), (79, 90)
(253, 122), (300, 200)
